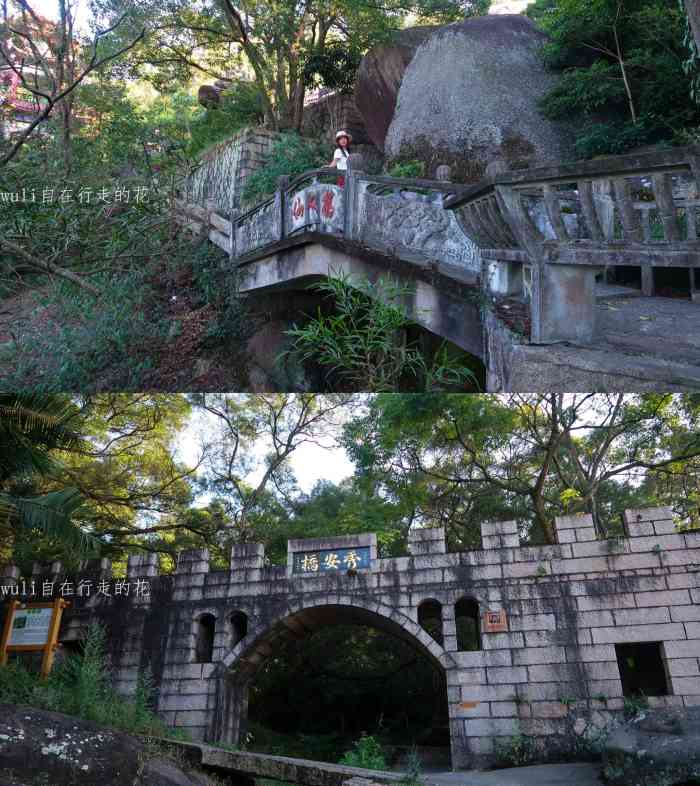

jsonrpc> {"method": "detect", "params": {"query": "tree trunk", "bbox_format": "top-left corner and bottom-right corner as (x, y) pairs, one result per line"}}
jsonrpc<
(613, 10), (637, 124)
(532, 490), (555, 544)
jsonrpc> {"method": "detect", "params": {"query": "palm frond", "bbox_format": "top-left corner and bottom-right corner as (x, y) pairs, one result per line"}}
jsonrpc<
(2, 489), (102, 558)
(0, 394), (84, 483)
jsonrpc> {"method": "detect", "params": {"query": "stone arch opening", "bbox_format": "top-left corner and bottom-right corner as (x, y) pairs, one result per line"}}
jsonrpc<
(455, 597), (481, 651)
(418, 599), (444, 646)
(230, 610), (248, 648)
(215, 602), (452, 768)
(194, 613), (216, 663)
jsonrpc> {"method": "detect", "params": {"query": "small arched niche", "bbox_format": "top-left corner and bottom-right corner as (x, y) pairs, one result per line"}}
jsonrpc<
(455, 597), (481, 651)
(194, 613), (216, 663)
(230, 610), (248, 648)
(418, 599), (444, 646)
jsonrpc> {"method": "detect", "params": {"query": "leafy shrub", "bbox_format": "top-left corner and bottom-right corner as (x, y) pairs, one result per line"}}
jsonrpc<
(339, 733), (388, 770)
(282, 270), (479, 392)
(188, 81), (267, 158)
(388, 160), (425, 179)
(494, 728), (538, 768)
(0, 623), (184, 738)
(623, 693), (650, 718)
(242, 133), (328, 206)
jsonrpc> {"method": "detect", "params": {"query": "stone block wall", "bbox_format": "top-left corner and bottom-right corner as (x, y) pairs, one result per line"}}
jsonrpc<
(0, 505), (698, 770)
(187, 127), (280, 216)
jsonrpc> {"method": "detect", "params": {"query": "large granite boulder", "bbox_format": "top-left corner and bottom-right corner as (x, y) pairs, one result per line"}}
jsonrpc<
(602, 706), (700, 786)
(0, 704), (224, 786)
(354, 26), (435, 151)
(359, 14), (573, 182)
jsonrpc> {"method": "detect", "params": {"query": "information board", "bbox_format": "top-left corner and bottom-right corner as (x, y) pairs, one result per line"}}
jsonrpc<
(9, 606), (53, 646)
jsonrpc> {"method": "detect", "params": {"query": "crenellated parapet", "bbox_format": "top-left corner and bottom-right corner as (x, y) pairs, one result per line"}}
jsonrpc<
(1, 505), (698, 770)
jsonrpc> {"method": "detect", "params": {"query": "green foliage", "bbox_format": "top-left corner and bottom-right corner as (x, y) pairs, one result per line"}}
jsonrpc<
(343, 393), (700, 547)
(528, 0), (700, 156)
(187, 82), (267, 158)
(0, 394), (102, 561)
(242, 133), (328, 205)
(303, 44), (364, 94)
(282, 271), (478, 392)
(248, 623), (444, 758)
(623, 693), (650, 718)
(1, 226), (246, 391)
(680, 0), (700, 104)
(339, 733), (388, 770)
(387, 160), (426, 179)
(493, 727), (539, 768)
(0, 624), (184, 738)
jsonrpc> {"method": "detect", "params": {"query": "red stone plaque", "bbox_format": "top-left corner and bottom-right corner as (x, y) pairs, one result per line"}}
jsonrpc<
(483, 609), (507, 633)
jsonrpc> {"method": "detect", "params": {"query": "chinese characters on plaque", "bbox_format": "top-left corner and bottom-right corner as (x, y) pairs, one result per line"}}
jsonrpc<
(293, 546), (371, 574)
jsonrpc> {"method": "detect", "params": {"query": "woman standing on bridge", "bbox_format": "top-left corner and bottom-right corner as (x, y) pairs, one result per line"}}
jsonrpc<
(328, 130), (352, 187)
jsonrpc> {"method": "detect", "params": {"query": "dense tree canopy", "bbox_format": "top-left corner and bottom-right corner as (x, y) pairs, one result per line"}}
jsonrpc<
(3, 393), (700, 570)
(92, 0), (489, 131)
(527, 0), (700, 155)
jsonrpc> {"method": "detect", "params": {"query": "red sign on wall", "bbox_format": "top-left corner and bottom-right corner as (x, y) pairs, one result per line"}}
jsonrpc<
(483, 609), (507, 633)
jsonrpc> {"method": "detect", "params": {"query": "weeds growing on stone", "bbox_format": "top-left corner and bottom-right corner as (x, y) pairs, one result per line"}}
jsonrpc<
(0, 622), (186, 740)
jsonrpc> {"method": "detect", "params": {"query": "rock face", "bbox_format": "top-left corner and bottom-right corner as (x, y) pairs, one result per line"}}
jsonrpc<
(354, 26), (435, 151)
(359, 14), (573, 181)
(603, 706), (700, 786)
(0, 704), (223, 786)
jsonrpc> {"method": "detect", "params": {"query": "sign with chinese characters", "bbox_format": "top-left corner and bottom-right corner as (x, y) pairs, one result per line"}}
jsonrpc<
(8, 606), (53, 646)
(483, 609), (508, 633)
(289, 186), (340, 233)
(293, 546), (371, 574)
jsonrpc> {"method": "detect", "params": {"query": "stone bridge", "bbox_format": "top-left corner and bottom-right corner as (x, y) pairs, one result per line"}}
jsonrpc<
(177, 144), (700, 390)
(1, 506), (699, 771)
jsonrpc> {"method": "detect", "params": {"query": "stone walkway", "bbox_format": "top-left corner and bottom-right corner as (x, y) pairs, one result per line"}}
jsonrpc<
(595, 295), (700, 367)
(426, 763), (603, 786)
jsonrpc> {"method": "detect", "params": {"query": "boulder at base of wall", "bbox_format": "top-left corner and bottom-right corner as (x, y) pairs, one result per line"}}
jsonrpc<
(0, 704), (224, 786)
(383, 14), (574, 183)
(602, 706), (700, 785)
(354, 25), (436, 151)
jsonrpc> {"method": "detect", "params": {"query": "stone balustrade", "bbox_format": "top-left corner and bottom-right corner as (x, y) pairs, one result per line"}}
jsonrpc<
(444, 145), (700, 343)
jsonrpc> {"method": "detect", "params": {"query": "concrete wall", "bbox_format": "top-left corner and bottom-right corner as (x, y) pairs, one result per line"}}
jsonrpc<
(1, 506), (698, 770)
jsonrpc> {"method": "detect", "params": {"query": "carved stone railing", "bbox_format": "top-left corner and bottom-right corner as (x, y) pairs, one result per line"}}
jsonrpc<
(444, 145), (700, 344)
(230, 159), (479, 276)
(347, 173), (479, 273)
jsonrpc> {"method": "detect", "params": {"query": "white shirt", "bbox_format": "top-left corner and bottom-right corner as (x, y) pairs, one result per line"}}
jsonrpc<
(333, 148), (349, 171)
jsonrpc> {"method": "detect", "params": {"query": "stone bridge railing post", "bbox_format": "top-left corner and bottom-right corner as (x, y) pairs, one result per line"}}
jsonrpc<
(494, 184), (601, 344)
(345, 154), (365, 241)
(276, 175), (289, 244)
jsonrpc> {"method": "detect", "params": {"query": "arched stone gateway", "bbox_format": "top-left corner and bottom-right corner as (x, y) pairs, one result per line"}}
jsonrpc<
(212, 600), (455, 749)
(2, 506), (699, 771)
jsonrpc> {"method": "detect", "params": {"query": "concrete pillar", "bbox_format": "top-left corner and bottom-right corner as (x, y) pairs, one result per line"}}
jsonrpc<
(407, 527), (446, 556)
(175, 549), (210, 575)
(230, 543), (265, 571)
(127, 552), (159, 579)
(532, 262), (602, 344)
